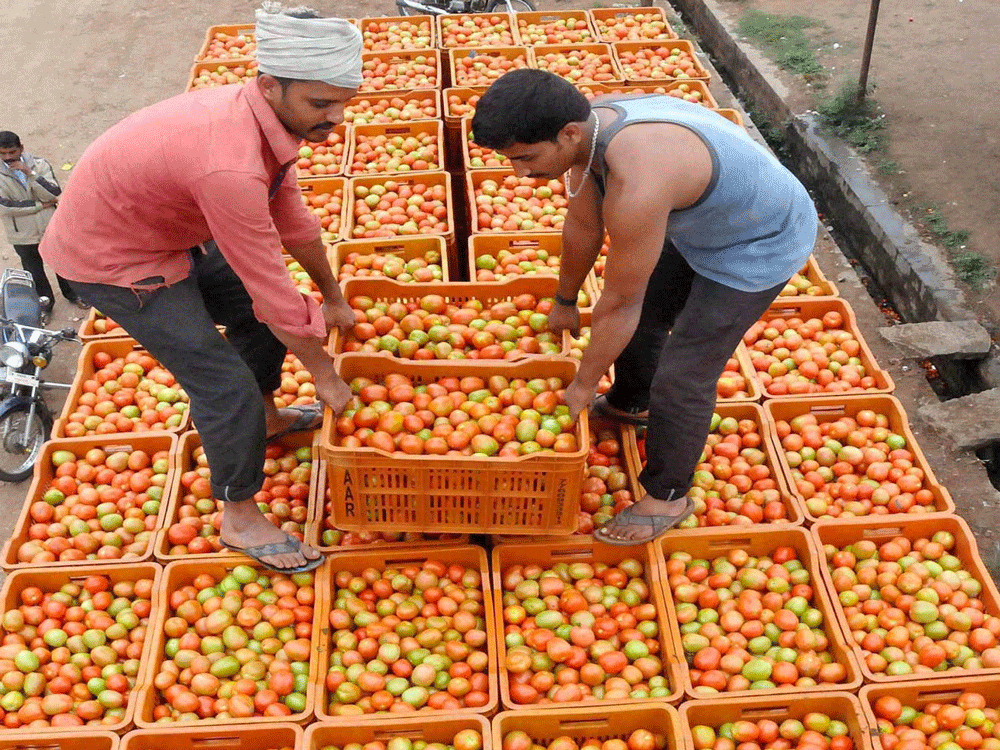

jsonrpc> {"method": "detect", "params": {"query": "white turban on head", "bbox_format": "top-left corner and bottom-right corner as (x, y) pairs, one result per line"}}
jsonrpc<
(255, 3), (363, 89)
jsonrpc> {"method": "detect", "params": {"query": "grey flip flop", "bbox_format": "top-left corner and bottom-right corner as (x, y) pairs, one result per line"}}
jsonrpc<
(266, 403), (323, 442)
(222, 531), (325, 573)
(591, 394), (649, 426)
(594, 498), (697, 546)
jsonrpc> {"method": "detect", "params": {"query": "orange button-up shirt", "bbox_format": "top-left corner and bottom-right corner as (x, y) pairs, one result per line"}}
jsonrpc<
(40, 80), (324, 337)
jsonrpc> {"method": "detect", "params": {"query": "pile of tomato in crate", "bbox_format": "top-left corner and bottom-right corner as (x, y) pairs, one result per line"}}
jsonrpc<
(7, 9), (1000, 750)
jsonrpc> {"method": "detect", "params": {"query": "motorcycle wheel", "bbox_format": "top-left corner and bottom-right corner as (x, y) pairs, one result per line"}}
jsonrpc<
(487, 0), (536, 11)
(0, 401), (51, 483)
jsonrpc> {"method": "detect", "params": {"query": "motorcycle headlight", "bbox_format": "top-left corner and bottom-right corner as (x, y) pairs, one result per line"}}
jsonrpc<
(0, 341), (28, 369)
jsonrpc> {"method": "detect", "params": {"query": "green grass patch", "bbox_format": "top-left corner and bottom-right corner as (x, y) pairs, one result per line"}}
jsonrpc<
(738, 10), (826, 79)
(816, 80), (886, 153)
(952, 252), (995, 289)
(914, 203), (992, 288)
(917, 203), (970, 249)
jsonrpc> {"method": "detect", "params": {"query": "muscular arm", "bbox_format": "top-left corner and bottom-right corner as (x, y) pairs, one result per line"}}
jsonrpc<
(557, 175), (605, 304)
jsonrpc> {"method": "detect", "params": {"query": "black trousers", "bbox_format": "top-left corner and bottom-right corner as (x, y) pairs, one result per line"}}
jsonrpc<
(606, 242), (786, 499)
(67, 242), (287, 501)
(13, 243), (78, 308)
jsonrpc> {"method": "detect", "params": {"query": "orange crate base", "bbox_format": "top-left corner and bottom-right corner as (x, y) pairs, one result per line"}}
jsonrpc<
(0, 563), (163, 734)
(858, 676), (1000, 750)
(306, 715), (491, 750)
(812, 515), (1000, 684)
(1, 733), (120, 750)
(680, 693), (869, 750)
(653, 526), (863, 700)
(492, 538), (684, 708)
(120, 725), (302, 750)
(494, 705), (683, 750)
(314, 545), (497, 721)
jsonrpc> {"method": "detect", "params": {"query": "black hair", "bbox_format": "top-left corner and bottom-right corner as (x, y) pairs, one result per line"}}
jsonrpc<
(472, 69), (591, 149)
(0, 131), (22, 149)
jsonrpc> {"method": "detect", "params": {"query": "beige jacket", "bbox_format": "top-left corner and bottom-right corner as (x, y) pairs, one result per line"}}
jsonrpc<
(0, 153), (61, 245)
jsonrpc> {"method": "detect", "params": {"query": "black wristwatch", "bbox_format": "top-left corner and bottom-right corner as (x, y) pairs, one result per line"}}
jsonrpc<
(554, 293), (577, 307)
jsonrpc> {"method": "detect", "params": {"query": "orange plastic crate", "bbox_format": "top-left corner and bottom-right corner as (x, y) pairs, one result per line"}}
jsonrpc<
(52, 337), (191, 439)
(305, 455), (468, 551)
(762, 394), (955, 522)
(186, 60), (257, 92)
(305, 715), (491, 750)
(344, 89), (441, 126)
(576, 79), (717, 108)
(466, 232), (597, 308)
(0, 562), (163, 733)
(299, 176), (348, 243)
(0, 733), (119, 750)
(857, 675), (1000, 750)
(346, 170), (454, 243)
(295, 125), (350, 181)
(194, 24), (256, 63)
(811, 514), (1000, 684)
(447, 46), (531, 89)
(466, 168), (568, 234)
(492, 538), (683, 707)
(359, 50), (441, 92)
(442, 86), (488, 126)
(589, 7), (677, 43)
(746, 297), (895, 398)
(437, 13), (518, 48)
(714, 108), (745, 128)
(611, 39), (710, 84)
(321, 354), (587, 536)
(462, 116), (509, 170)
(490, 418), (638, 545)
(133, 557), (328, 728)
(530, 43), (623, 84)
(775, 254), (839, 299)
(1, 433), (178, 571)
(652, 525), (863, 700)
(494, 704), (683, 750)
(120, 725), (302, 750)
(313, 545), (497, 720)
(329, 235), (451, 284)
(679, 692), (868, 750)
(78, 307), (129, 341)
(329, 276), (561, 358)
(346, 120), (446, 175)
(514, 11), (598, 45)
(358, 15), (437, 51)
(152, 429), (320, 563)
(627, 402), (801, 532)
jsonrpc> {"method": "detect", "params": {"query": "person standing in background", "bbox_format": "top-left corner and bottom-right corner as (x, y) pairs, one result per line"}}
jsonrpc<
(0, 131), (88, 312)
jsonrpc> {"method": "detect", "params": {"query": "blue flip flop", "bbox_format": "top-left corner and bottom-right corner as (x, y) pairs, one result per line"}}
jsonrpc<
(223, 531), (325, 573)
(266, 403), (323, 442)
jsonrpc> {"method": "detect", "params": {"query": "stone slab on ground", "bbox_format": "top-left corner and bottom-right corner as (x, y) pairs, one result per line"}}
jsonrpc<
(918, 388), (1000, 451)
(879, 320), (994, 360)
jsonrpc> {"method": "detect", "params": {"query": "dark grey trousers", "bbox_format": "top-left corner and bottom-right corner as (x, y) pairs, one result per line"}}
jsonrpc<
(13, 243), (78, 309)
(606, 242), (786, 498)
(67, 242), (287, 501)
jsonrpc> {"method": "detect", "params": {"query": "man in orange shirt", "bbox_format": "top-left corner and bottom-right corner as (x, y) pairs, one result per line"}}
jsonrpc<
(40, 7), (363, 571)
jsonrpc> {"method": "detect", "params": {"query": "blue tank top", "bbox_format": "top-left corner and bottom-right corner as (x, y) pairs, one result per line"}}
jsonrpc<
(591, 95), (818, 292)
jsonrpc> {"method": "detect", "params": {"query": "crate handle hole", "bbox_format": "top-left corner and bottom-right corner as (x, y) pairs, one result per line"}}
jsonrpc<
(708, 538), (752, 548)
(374, 730), (423, 741)
(916, 689), (963, 701)
(559, 718), (611, 730)
(744, 707), (791, 718)
(550, 547), (594, 559)
(192, 738), (242, 749)
(861, 528), (903, 539)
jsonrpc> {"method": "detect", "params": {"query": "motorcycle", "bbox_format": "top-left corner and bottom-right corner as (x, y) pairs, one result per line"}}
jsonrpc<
(396, 0), (535, 19)
(0, 268), (78, 482)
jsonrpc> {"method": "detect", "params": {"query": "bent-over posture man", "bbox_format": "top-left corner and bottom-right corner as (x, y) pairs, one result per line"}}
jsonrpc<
(472, 69), (818, 545)
(40, 6), (363, 571)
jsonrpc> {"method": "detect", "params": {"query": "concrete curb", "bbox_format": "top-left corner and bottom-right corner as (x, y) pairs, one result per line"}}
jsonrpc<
(666, 0), (1000, 394)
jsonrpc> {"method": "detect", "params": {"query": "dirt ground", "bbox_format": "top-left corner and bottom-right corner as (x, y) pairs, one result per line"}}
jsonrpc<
(710, 0), (1000, 324)
(0, 0), (998, 565)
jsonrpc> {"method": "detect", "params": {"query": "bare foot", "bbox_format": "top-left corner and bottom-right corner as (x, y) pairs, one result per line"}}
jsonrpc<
(220, 499), (321, 571)
(596, 493), (691, 543)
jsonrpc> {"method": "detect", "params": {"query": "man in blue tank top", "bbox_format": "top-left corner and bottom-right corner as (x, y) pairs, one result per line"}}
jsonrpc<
(473, 69), (818, 546)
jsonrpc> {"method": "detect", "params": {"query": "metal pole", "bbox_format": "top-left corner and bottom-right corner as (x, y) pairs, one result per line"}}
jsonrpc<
(857, 0), (882, 102)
